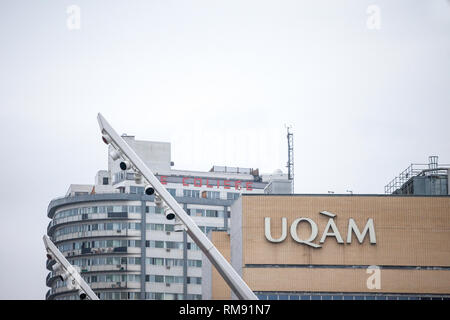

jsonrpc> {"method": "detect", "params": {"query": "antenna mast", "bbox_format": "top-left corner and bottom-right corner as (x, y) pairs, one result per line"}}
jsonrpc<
(286, 125), (294, 193)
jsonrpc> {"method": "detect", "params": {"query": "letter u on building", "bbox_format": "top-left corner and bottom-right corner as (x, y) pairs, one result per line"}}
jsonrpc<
(264, 217), (287, 242)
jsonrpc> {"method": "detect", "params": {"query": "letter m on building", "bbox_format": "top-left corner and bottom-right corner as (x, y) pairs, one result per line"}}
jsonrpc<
(346, 218), (376, 244)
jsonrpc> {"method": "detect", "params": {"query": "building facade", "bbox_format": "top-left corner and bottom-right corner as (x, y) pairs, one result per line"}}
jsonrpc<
(46, 136), (291, 300)
(204, 194), (450, 300)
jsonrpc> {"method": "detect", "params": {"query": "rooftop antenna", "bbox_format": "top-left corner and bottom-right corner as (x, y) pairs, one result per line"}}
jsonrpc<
(285, 124), (294, 193)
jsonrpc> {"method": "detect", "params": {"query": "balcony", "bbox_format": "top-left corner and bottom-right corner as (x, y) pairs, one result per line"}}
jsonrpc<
(46, 272), (62, 287)
(46, 259), (56, 271)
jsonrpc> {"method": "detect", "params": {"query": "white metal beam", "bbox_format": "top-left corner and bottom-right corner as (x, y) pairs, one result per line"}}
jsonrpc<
(97, 113), (257, 300)
(43, 235), (99, 300)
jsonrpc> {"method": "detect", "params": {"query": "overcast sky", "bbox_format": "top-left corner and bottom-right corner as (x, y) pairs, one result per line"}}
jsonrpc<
(0, 0), (449, 299)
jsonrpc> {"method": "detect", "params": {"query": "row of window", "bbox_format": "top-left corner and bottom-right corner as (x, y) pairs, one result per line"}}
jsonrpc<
(62, 256), (202, 270)
(69, 256), (141, 267)
(54, 222), (220, 240)
(147, 257), (202, 268)
(58, 239), (202, 253)
(53, 204), (228, 223)
(185, 208), (226, 218)
(98, 292), (140, 300)
(255, 293), (450, 301)
(54, 274), (141, 288)
(58, 240), (141, 252)
(145, 275), (201, 285)
(130, 186), (178, 198)
(54, 222), (142, 237)
(145, 240), (201, 251)
(54, 291), (202, 300)
(55, 273), (202, 289)
(183, 189), (239, 201)
(145, 292), (202, 300)
(82, 274), (141, 284)
(147, 223), (221, 235)
(54, 205), (140, 219)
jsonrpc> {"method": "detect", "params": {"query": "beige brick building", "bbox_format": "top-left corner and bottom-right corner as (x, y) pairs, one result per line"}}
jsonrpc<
(202, 195), (450, 300)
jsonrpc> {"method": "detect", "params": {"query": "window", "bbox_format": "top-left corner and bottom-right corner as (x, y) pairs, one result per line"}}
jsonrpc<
(205, 210), (218, 217)
(187, 260), (202, 268)
(227, 192), (240, 200)
(130, 186), (144, 195)
(194, 209), (204, 217)
(166, 258), (183, 267)
(187, 277), (201, 285)
(147, 223), (164, 231)
(147, 257), (164, 266)
(167, 188), (176, 197)
(147, 240), (164, 248)
(102, 177), (109, 185)
(166, 241), (181, 249)
(183, 189), (200, 198)
(147, 275), (164, 283)
(186, 242), (199, 250)
(205, 191), (220, 199)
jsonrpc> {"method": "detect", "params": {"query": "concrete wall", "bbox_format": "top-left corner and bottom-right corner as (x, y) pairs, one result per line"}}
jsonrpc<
(109, 137), (171, 175)
(203, 231), (232, 300)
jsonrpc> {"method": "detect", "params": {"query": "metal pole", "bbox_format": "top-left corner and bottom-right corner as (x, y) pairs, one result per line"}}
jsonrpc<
(97, 113), (257, 300)
(43, 235), (100, 300)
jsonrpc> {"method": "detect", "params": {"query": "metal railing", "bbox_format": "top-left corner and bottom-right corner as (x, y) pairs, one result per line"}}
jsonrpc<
(385, 162), (450, 194)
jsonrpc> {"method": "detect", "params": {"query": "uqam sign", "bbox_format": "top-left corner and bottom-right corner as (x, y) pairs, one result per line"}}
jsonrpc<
(264, 211), (376, 248)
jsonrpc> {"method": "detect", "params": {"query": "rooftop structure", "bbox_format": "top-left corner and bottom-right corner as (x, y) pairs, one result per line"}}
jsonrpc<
(384, 156), (450, 195)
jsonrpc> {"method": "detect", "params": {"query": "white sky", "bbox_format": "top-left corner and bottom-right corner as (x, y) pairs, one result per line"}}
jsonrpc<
(0, 0), (449, 299)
